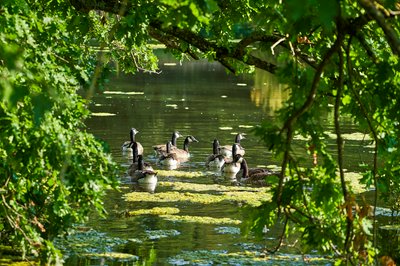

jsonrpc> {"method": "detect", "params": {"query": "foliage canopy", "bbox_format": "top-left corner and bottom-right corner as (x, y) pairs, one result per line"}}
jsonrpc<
(1, 0), (400, 264)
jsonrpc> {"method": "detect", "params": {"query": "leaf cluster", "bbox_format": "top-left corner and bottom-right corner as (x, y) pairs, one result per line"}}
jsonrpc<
(0, 1), (119, 262)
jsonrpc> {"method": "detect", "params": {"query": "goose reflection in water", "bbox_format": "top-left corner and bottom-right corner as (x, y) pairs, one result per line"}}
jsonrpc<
(132, 182), (157, 193)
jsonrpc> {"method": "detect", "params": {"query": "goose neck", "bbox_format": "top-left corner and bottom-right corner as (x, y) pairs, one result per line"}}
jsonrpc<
(183, 138), (190, 152)
(241, 158), (249, 178)
(137, 156), (144, 171)
(213, 139), (219, 155)
(132, 142), (138, 163)
(171, 133), (178, 146)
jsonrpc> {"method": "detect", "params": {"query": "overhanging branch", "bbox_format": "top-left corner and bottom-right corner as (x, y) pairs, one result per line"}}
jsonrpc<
(149, 22), (278, 73)
(358, 0), (400, 56)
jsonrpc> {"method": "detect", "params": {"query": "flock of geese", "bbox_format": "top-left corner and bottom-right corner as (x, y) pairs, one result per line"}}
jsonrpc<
(122, 128), (280, 188)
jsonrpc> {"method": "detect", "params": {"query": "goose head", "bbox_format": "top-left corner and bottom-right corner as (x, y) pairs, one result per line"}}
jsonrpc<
(171, 131), (183, 146)
(234, 133), (246, 143)
(185, 135), (199, 144)
(130, 128), (139, 141)
(183, 135), (199, 150)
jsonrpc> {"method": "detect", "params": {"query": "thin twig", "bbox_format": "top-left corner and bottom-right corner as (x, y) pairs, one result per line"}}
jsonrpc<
(264, 215), (289, 254)
(345, 34), (379, 252)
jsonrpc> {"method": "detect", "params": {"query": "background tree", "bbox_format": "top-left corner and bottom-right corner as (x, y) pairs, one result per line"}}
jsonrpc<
(1, 0), (400, 264)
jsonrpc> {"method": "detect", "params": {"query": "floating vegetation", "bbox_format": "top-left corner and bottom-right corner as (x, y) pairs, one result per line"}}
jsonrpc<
(165, 104), (178, 109)
(145, 229), (181, 240)
(380, 224), (400, 230)
(161, 214), (241, 225)
(156, 170), (205, 179)
(91, 112), (116, 116)
(103, 91), (144, 95)
(239, 124), (254, 128)
(53, 229), (137, 262)
(128, 207), (180, 216)
(375, 207), (400, 217)
(214, 226), (241, 235)
(160, 181), (268, 193)
(294, 131), (372, 142)
(124, 181), (269, 207)
(80, 252), (138, 261)
(169, 250), (333, 265)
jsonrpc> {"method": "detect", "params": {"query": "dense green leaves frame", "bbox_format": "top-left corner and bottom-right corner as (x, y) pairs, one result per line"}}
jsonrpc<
(1, 0), (400, 264)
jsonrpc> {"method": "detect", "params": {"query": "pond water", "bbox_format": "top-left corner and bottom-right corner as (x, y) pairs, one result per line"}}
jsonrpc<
(59, 53), (376, 265)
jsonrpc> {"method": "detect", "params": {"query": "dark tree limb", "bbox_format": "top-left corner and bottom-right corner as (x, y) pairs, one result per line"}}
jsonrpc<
(148, 27), (199, 60)
(149, 22), (279, 73)
(336, 42), (353, 256)
(358, 0), (400, 56)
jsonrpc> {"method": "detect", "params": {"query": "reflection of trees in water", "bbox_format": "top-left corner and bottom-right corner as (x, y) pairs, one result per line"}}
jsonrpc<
(250, 69), (289, 115)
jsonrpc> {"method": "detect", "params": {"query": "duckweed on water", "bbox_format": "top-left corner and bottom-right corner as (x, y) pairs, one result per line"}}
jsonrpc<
(161, 214), (241, 225)
(123, 181), (270, 207)
(125, 206), (241, 225)
(156, 170), (205, 178)
(128, 207), (180, 216)
(214, 226), (241, 235)
(124, 190), (267, 207)
(145, 229), (181, 240)
(53, 229), (137, 262)
(169, 250), (333, 265)
(80, 252), (138, 261)
(161, 181), (268, 192)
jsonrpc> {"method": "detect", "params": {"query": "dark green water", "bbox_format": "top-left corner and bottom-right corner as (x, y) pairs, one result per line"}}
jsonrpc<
(60, 55), (375, 265)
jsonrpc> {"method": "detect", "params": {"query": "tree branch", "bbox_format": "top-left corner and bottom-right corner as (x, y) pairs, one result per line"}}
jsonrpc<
(148, 27), (199, 60)
(345, 36), (379, 252)
(149, 22), (278, 73)
(358, 0), (400, 56)
(276, 36), (343, 207)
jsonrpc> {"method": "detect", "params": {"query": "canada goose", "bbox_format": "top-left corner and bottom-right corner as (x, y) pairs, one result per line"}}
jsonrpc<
(205, 139), (225, 169)
(131, 155), (158, 184)
(239, 158), (279, 186)
(127, 143), (153, 176)
(169, 135), (199, 161)
(158, 141), (180, 169)
(219, 133), (246, 157)
(221, 153), (244, 178)
(153, 131), (183, 156)
(122, 128), (144, 155)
